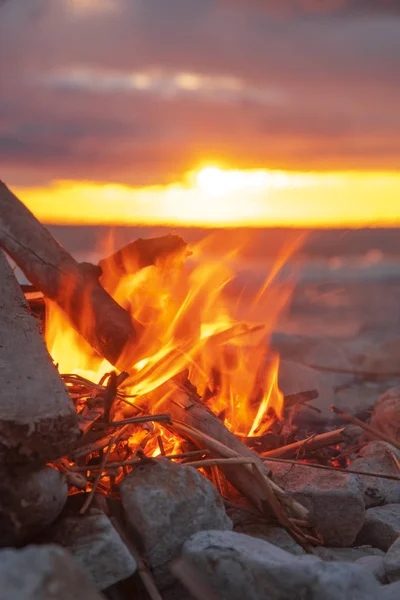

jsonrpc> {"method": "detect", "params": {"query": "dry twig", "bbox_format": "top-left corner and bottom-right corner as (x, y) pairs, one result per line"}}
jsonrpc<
(80, 424), (129, 514)
(263, 456), (400, 481)
(331, 406), (400, 451)
(261, 428), (347, 459)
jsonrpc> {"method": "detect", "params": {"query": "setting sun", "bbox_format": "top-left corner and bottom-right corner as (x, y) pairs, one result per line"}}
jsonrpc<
(14, 167), (400, 228)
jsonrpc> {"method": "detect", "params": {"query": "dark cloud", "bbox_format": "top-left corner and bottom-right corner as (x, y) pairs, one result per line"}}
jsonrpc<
(0, 0), (399, 185)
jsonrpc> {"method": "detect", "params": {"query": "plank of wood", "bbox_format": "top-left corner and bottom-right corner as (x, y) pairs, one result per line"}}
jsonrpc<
(0, 250), (80, 462)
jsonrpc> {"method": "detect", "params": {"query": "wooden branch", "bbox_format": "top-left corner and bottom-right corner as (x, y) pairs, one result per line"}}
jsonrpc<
(261, 427), (347, 459)
(99, 234), (188, 278)
(331, 406), (400, 451)
(0, 250), (79, 462)
(0, 181), (144, 366)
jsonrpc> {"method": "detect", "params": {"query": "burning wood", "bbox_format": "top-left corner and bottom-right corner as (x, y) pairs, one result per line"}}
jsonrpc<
(0, 181), (144, 366)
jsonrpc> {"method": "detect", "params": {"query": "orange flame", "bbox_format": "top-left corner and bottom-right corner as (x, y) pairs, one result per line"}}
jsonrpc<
(45, 232), (302, 444)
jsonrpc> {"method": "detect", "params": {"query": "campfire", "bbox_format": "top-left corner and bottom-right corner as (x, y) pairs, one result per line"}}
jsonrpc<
(1, 180), (400, 599)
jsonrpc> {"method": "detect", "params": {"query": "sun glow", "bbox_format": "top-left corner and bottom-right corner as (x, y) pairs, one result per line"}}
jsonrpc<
(14, 166), (400, 228)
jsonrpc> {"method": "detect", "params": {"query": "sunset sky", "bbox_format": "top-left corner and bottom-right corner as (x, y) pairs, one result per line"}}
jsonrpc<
(1, 0), (400, 227)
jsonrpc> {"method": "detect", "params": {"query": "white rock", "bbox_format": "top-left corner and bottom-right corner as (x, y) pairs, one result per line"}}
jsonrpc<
(120, 458), (232, 587)
(266, 461), (365, 546)
(44, 510), (136, 590)
(0, 544), (104, 600)
(356, 504), (400, 551)
(350, 442), (400, 508)
(181, 530), (385, 600)
(0, 466), (67, 546)
(384, 536), (400, 582)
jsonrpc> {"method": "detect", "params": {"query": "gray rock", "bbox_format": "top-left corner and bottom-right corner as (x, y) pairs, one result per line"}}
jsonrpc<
(228, 508), (305, 555)
(313, 546), (384, 562)
(356, 504), (400, 551)
(0, 544), (104, 599)
(182, 530), (384, 600)
(266, 461), (365, 546)
(44, 510), (136, 590)
(355, 556), (387, 583)
(381, 581), (400, 600)
(350, 442), (400, 508)
(0, 466), (67, 546)
(250, 526), (306, 556)
(384, 536), (400, 582)
(369, 387), (400, 443)
(120, 458), (232, 587)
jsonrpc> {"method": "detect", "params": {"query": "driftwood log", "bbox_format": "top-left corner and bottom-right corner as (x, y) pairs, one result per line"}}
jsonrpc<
(0, 250), (79, 462)
(0, 181), (143, 366)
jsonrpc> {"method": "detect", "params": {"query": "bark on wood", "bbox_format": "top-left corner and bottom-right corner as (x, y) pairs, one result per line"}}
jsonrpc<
(0, 181), (144, 366)
(0, 250), (80, 462)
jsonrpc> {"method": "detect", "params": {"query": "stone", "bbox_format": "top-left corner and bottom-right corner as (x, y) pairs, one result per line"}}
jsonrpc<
(313, 546), (384, 562)
(249, 525), (306, 556)
(381, 581), (400, 600)
(0, 465), (67, 546)
(43, 510), (136, 590)
(356, 504), (400, 551)
(228, 507), (305, 556)
(369, 387), (400, 443)
(0, 251), (79, 463)
(266, 461), (365, 546)
(0, 544), (104, 600)
(384, 536), (400, 582)
(182, 530), (384, 600)
(355, 555), (387, 583)
(349, 442), (400, 508)
(120, 458), (232, 587)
